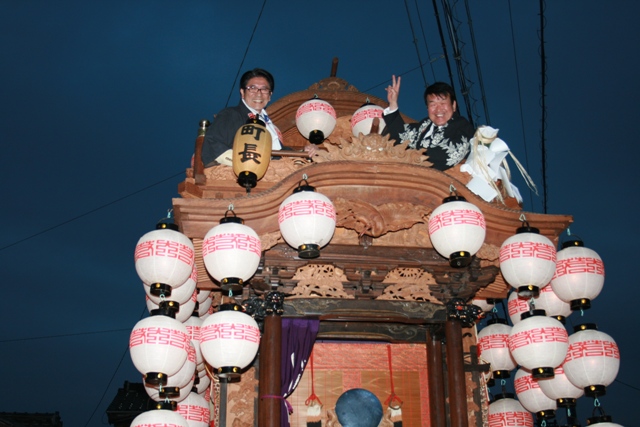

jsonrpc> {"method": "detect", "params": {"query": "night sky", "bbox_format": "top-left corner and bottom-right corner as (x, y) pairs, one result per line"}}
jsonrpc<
(1, 1), (638, 426)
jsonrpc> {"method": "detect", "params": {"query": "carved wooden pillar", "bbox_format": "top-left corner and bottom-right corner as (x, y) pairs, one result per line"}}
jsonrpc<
(257, 294), (284, 427)
(427, 328), (446, 427)
(445, 318), (468, 427)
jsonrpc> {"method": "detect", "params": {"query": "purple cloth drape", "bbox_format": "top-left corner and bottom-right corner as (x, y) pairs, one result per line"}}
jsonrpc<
(279, 318), (320, 427)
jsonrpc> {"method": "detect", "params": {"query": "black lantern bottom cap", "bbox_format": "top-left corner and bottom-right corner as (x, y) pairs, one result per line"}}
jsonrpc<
(492, 370), (511, 379)
(587, 415), (613, 425)
(531, 366), (555, 379)
(149, 282), (172, 297)
(238, 171), (258, 190)
(144, 372), (168, 387)
(298, 243), (320, 259)
(221, 277), (244, 292)
(309, 130), (325, 145)
(158, 386), (180, 399)
(449, 251), (472, 268)
(571, 298), (591, 311)
(536, 409), (555, 420)
(584, 384), (606, 397)
(155, 400), (178, 411)
(556, 397), (577, 408)
(217, 366), (242, 381)
(517, 285), (540, 298)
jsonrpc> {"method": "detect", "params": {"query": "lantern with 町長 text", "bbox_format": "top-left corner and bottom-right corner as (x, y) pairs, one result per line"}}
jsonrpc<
(278, 178), (336, 259)
(500, 221), (556, 297)
(508, 310), (569, 379)
(177, 391), (211, 427)
(428, 191), (486, 267)
(202, 208), (261, 292)
(134, 221), (195, 298)
(296, 97), (336, 144)
(232, 117), (272, 192)
(537, 366), (584, 408)
(200, 303), (261, 380)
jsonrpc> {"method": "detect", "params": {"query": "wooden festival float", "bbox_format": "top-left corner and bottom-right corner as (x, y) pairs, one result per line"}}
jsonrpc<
(130, 62), (589, 427)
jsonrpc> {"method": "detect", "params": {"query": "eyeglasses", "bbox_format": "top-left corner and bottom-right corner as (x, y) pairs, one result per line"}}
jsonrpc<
(245, 85), (272, 94)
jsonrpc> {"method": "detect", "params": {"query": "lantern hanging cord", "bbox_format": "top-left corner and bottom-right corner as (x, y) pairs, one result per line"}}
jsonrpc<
(449, 183), (458, 194)
(519, 213), (527, 223)
(384, 344), (403, 409)
(166, 209), (173, 219)
(305, 351), (323, 406)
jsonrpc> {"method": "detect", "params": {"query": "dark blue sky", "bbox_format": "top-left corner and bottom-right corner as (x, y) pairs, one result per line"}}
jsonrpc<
(1, 1), (638, 426)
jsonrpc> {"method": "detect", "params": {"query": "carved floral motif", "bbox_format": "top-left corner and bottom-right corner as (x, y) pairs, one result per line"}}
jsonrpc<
(377, 268), (442, 304)
(288, 264), (353, 299)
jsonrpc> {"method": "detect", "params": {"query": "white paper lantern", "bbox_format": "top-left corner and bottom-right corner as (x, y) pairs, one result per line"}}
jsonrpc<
(508, 310), (569, 379)
(184, 314), (203, 368)
(585, 415), (623, 426)
(145, 268), (197, 306)
(351, 103), (386, 136)
(472, 298), (496, 313)
(278, 182), (336, 259)
(537, 366), (584, 406)
(130, 409), (189, 427)
(488, 394), (533, 427)
(507, 291), (530, 325)
(477, 318), (516, 379)
(134, 223), (195, 297)
(563, 323), (620, 397)
(195, 371), (211, 395)
(196, 287), (210, 304)
(551, 238), (605, 310)
(428, 195), (486, 267)
(202, 213), (261, 291)
(200, 305), (261, 380)
(295, 98), (336, 144)
(144, 341), (197, 403)
(129, 314), (190, 386)
(500, 224), (556, 297)
(198, 293), (214, 317)
(177, 392), (211, 427)
(535, 283), (572, 323)
(514, 368), (557, 420)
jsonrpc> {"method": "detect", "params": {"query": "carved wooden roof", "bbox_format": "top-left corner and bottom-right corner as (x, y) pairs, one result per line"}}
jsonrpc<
(176, 73), (573, 319)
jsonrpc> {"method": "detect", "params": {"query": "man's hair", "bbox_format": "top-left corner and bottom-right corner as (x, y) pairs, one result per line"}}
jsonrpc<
(240, 68), (275, 92)
(424, 81), (456, 104)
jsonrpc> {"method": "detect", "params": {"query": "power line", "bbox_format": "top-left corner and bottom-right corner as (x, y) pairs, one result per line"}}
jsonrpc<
(0, 171), (184, 253)
(224, 0), (268, 108)
(83, 305), (148, 427)
(0, 328), (132, 343)
(403, 0), (429, 88)
(507, 0), (535, 210)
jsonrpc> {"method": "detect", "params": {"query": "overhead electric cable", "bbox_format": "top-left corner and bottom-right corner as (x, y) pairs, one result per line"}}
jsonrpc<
(539, 0), (548, 213)
(224, 0), (268, 108)
(440, 0), (474, 127)
(0, 171), (184, 252)
(403, 0), (429, 88)
(82, 305), (148, 427)
(507, 0), (535, 209)
(413, 0), (437, 82)
(431, 0), (456, 91)
(464, 0), (490, 125)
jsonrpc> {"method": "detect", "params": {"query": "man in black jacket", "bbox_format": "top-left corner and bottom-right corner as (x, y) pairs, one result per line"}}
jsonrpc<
(383, 75), (474, 171)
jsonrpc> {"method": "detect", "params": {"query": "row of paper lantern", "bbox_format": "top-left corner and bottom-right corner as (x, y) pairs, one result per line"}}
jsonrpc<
(488, 393), (623, 427)
(427, 192), (605, 309)
(295, 97), (389, 144)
